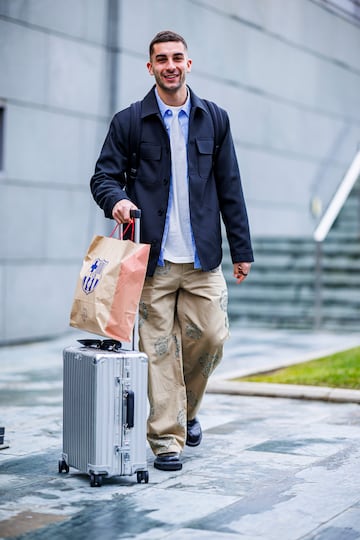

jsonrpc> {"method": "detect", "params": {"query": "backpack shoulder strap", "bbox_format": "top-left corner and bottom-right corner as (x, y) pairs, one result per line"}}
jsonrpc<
(203, 99), (226, 160)
(128, 100), (142, 181)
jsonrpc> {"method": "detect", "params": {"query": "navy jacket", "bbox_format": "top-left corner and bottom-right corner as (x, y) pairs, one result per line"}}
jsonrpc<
(90, 86), (254, 276)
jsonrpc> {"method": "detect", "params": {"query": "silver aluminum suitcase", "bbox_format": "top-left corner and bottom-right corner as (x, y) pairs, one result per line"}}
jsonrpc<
(59, 210), (149, 486)
(59, 342), (148, 486)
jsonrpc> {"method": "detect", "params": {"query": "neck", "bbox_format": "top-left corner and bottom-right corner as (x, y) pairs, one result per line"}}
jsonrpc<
(156, 85), (188, 107)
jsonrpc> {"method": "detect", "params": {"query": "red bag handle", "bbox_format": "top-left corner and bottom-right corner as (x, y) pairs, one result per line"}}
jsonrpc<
(110, 220), (134, 240)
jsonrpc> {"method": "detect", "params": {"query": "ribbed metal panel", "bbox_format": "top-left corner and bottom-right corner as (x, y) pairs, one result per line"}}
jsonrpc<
(63, 349), (97, 472)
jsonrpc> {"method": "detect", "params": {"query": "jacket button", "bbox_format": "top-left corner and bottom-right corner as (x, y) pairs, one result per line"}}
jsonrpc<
(158, 209), (164, 216)
(163, 178), (169, 185)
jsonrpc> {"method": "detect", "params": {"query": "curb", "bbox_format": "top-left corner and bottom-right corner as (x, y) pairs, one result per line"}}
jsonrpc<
(206, 380), (360, 404)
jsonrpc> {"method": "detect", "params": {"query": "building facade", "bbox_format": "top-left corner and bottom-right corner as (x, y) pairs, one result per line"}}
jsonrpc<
(1, 0), (360, 343)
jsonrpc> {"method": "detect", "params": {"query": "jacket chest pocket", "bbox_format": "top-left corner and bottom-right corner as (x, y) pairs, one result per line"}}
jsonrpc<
(138, 143), (163, 183)
(195, 138), (214, 178)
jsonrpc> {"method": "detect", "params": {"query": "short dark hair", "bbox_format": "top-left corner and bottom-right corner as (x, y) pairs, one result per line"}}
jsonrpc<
(149, 30), (188, 58)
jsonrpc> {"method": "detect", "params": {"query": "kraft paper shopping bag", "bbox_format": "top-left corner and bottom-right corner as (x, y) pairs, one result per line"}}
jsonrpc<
(70, 231), (150, 342)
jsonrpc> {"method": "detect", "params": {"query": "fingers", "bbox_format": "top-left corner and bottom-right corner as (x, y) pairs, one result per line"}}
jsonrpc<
(112, 200), (138, 224)
(233, 262), (251, 284)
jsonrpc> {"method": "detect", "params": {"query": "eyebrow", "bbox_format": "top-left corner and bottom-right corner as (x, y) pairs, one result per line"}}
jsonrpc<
(154, 52), (185, 61)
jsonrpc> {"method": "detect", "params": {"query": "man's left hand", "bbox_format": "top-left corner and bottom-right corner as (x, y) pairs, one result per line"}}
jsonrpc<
(233, 262), (251, 284)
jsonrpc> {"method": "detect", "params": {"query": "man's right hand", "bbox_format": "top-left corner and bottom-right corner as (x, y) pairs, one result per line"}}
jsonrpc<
(112, 199), (138, 223)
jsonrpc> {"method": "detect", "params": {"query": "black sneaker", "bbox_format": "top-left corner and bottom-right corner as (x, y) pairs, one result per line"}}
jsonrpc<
(186, 418), (202, 447)
(154, 452), (182, 471)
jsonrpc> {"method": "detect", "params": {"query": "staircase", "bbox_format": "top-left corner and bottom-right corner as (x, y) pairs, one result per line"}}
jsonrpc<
(223, 187), (360, 330)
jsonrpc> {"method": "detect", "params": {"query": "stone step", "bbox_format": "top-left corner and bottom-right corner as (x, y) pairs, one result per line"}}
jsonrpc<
(229, 314), (359, 331)
(224, 272), (360, 286)
(252, 240), (359, 255)
(223, 260), (360, 328)
(227, 285), (360, 304)
(326, 229), (360, 240)
(224, 246), (359, 268)
(229, 301), (360, 320)
(221, 186), (360, 329)
(223, 254), (360, 272)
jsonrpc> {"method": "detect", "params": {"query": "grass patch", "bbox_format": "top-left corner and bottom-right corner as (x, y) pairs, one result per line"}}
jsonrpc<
(235, 346), (360, 390)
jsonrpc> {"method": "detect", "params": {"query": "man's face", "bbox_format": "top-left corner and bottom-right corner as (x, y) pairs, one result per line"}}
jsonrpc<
(147, 41), (192, 93)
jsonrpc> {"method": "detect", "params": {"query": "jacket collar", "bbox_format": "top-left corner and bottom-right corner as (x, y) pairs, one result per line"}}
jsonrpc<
(141, 85), (208, 119)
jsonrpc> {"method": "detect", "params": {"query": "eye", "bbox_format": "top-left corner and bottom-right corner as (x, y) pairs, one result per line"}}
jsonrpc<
(155, 55), (167, 63)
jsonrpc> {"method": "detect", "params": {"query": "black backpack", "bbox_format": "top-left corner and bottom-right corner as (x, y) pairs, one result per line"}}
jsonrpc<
(127, 99), (226, 182)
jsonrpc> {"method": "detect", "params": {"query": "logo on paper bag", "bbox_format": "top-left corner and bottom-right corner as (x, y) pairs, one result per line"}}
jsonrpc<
(82, 258), (109, 295)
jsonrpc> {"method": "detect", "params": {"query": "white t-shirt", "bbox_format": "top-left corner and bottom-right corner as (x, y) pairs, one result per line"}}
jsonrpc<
(163, 106), (194, 263)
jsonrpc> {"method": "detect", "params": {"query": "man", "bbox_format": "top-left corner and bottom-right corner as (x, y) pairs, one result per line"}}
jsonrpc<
(91, 30), (253, 471)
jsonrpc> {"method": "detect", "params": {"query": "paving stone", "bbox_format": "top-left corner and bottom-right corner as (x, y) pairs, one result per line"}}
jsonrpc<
(1, 330), (360, 539)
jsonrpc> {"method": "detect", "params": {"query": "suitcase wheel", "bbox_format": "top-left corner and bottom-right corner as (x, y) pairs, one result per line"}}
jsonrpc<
(58, 459), (69, 474)
(90, 473), (103, 487)
(137, 470), (149, 484)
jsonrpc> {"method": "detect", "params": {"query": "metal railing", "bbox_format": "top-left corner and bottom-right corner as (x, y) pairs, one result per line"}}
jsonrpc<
(313, 149), (360, 328)
(313, 149), (360, 242)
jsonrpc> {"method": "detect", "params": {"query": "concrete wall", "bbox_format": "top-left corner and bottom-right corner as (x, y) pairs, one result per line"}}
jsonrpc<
(0, 0), (360, 343)
(117, 0), (360, 237)
(0, 0), (108, 343)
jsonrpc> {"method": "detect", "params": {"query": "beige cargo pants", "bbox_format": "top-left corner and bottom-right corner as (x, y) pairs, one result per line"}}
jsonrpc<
(139, 261), (229, 456)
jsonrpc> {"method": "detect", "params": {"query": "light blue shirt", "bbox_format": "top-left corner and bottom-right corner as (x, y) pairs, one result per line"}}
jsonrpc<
(154, 88), (201, 268)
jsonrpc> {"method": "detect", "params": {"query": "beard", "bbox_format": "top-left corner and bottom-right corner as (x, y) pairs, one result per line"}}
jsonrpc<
(153, 70), (186, 93)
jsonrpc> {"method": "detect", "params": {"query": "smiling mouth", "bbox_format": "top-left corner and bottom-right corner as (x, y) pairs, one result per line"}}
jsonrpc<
(164, 73), (179, 81)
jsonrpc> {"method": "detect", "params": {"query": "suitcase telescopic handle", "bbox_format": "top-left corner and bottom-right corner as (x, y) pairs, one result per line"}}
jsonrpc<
(129, 209), (141, 244)
(118, 209), (142, 350)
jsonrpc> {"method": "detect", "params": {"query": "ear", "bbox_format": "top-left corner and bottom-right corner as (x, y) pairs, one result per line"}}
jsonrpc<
(147, 61), (154, 76)
(186, 58), (192, 73)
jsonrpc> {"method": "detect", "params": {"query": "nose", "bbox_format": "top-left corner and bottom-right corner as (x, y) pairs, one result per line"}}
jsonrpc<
(166, 59), (176, 71)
